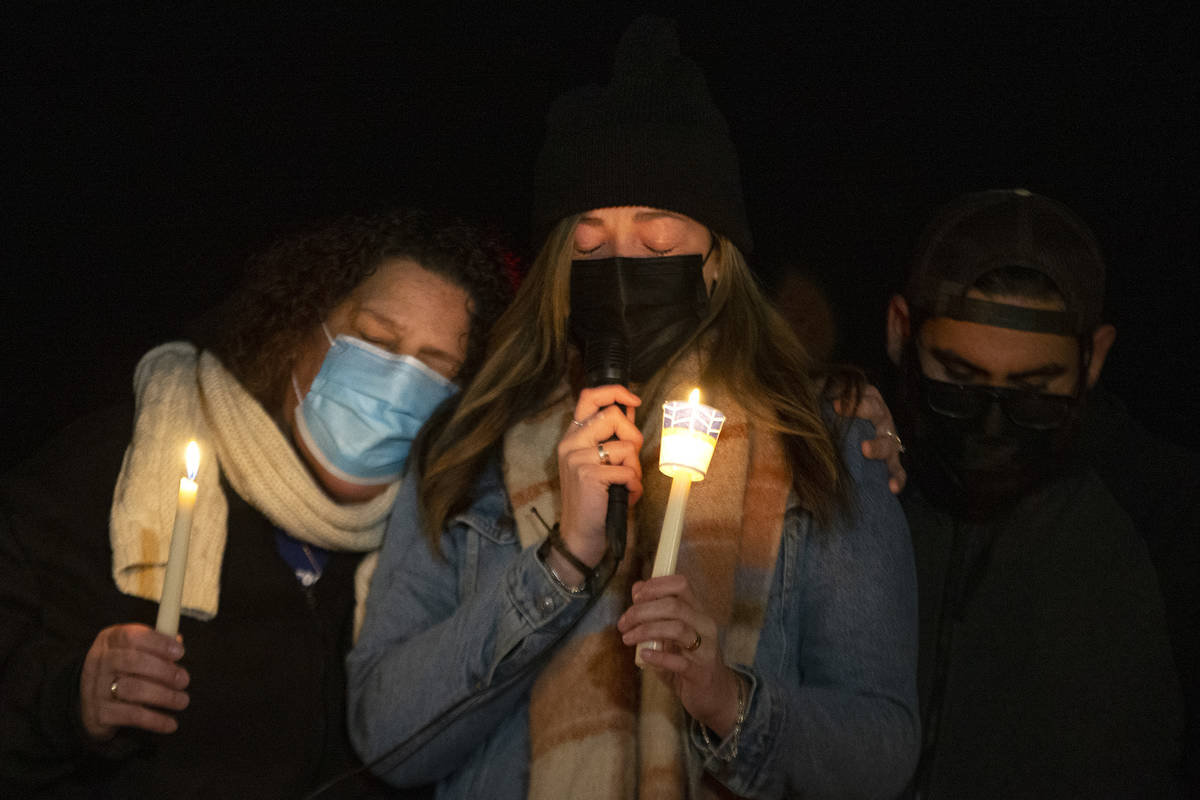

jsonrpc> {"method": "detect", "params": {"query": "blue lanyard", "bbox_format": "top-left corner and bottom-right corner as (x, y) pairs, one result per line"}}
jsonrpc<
(273, 529), (330, 587)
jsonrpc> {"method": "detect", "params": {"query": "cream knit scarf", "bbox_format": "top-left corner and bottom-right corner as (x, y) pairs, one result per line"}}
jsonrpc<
(504, 352), (791, 799)
(109, 342), (397, 621)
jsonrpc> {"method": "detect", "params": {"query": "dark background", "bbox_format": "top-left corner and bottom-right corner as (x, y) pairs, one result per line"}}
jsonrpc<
(4, 2), (1197, 470)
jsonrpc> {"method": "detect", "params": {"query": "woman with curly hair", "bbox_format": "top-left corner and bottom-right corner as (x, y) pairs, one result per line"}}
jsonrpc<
(348, 18), (919, 800)
(0, 208), (512, 798)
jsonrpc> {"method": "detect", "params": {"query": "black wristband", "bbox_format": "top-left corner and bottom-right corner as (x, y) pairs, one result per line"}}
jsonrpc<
(537, 524), (599, 592)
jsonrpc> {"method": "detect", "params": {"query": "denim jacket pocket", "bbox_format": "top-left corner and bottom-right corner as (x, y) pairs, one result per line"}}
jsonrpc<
(451, 507), (518, 606)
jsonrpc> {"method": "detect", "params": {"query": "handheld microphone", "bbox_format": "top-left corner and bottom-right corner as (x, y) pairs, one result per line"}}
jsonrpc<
(584, 336), (630, 564)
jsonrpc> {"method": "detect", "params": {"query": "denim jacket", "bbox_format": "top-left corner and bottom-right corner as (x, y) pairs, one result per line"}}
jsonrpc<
(347, 419), (919, 799)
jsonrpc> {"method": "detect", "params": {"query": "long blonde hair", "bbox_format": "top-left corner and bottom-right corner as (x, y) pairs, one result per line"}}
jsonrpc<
(417, 216), (849, 548)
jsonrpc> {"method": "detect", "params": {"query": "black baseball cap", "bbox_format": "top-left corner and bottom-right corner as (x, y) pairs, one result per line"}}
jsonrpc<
(906, 189), (1106, 335)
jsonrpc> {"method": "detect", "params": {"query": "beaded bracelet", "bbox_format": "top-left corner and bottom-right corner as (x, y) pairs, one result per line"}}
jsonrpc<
(700, 672), (747, 761)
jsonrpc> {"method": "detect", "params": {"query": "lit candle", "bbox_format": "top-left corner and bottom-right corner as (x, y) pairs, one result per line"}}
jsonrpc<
(156, 441), (199, 637)
(637, 389), (725, 667)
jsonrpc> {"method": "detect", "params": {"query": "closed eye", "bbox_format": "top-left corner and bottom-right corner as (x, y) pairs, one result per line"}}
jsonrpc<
(356, 331), (398, 352)
(927, 347), (988, 383)
(943, 365), (978, 383)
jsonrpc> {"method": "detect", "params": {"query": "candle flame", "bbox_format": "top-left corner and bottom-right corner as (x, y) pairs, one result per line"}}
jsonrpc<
(185, 441), (200, 481)
(688, 388), (700, 404)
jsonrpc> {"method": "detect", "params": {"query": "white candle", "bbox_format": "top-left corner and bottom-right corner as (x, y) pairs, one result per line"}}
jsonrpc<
(637, 389), (725, 668)
(649, 473), (692, 577)
(156, 441), (199, 637)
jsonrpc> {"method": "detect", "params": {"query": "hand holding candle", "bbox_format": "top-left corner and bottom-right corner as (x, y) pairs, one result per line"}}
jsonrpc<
(156, 441), (199, 637)
(637, 389), (724, 667)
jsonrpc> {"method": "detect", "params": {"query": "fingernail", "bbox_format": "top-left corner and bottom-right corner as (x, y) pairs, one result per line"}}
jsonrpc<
(169, 643), (184, 659)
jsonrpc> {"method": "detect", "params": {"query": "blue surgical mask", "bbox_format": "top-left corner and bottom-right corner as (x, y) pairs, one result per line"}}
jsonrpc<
(294, 328), (456, 485)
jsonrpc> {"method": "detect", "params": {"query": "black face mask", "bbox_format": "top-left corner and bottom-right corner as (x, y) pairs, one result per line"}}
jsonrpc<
(568, 255), (709, 383)
(899, 344), (1083, 518)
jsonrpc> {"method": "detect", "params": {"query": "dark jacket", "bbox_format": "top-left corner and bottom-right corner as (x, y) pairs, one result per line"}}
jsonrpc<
(906, 464), (1184, 798)
(0, 403), (400, 798)
(1081, 386), (1200, 796)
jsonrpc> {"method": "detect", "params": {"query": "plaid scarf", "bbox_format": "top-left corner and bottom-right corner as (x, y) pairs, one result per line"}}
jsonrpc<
(503, 353), (790, 799)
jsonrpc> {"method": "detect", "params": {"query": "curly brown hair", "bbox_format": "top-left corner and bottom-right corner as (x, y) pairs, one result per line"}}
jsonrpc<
(199, 209), (515, 412)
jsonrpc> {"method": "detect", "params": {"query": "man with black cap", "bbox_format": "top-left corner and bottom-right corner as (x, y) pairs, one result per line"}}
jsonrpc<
(886, 188), (1184, 797)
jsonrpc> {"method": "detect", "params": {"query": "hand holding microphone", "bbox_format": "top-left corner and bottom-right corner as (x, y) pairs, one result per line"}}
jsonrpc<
(555, 385), (642, 579)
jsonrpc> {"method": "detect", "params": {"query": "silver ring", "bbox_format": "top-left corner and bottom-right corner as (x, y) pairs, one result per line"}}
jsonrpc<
(882, 429), (906, 453)
(597, 443), (610, 465)
(110, 678), (120, 702)
(685, 631), (702, 651)
(571, 418), (587, 428)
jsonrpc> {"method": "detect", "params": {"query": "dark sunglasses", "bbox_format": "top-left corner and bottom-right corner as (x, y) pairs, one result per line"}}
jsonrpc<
(920, 375), (1077, 430)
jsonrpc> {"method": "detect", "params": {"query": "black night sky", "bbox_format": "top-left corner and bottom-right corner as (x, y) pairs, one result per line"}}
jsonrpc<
(4, 3), (1197, 470)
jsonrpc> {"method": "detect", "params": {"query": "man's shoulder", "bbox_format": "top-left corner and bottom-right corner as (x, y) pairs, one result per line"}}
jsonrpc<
(903, 462), (1135, 542)
(1039, 462), (1131, 527)
(1016, 463), (1148, 568)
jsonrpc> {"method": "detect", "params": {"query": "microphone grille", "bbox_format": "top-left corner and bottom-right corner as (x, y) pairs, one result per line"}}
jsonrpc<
(584, 337), (630, 388)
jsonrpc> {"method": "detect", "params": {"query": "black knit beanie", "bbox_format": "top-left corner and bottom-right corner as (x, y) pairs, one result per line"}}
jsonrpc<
(532, 16), (753, 254)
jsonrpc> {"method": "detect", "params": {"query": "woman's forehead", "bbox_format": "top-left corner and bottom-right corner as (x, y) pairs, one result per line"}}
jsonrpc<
(578, 206), (697, 224)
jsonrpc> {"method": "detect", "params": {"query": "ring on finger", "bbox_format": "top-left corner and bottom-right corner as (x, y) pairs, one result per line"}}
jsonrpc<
(110, 678), (121, 702)
(571, 417), (587, 428)
(597, 443), (610, 465)
(882, 429), (906, 453)
(685, 631), (702, 651)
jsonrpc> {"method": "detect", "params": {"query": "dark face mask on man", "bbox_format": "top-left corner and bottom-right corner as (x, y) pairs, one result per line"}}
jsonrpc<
(899, 343), (1084, 518)
(567, 254), (709, 383)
